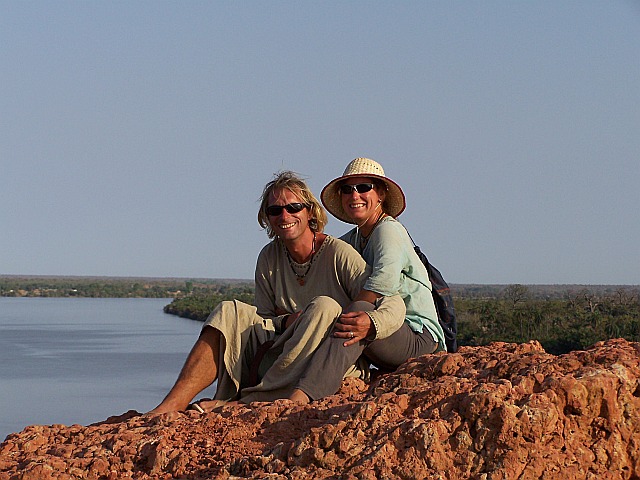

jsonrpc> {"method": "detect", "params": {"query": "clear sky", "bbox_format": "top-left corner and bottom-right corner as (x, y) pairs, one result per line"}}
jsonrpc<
(1, 1), (639, 285)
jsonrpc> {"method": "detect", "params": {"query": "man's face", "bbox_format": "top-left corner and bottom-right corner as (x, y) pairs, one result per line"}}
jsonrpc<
(267, 188), (311, 242)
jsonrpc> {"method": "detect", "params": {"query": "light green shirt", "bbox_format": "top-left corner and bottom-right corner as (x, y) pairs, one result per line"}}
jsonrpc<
(341, 217), (446, 349)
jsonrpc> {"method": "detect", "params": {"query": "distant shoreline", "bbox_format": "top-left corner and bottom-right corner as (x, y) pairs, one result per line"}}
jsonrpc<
(2, 273), (638, 287)
(0, 276), (254, 299)
(0, 274), (252, 283)
(1, 274), (637, 300)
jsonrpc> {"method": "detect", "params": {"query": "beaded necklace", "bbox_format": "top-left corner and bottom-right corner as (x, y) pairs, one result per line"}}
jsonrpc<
(358, 212), (386, 249)
(285, 231), (316, 286)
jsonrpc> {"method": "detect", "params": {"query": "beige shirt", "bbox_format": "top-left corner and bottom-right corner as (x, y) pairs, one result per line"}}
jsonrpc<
(255, 236), (367, 322)
(255, 235), (404, 340)
(206, 235), (405, 402)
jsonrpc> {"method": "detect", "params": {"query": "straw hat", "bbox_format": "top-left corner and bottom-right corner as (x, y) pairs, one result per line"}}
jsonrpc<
(321, 157), (406, 224)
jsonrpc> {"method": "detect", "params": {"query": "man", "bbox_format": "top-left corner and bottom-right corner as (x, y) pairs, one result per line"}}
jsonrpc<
(151, 171), (404, 413)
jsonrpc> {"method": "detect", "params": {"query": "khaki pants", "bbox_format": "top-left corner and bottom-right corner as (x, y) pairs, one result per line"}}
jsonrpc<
(203, 296), (365, 403)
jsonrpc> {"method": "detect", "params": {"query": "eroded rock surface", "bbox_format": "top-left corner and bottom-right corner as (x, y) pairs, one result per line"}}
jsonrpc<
(1, 339), (639, 479)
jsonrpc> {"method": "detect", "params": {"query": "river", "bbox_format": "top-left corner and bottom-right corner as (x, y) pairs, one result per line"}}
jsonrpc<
(0, 297), (216, 441)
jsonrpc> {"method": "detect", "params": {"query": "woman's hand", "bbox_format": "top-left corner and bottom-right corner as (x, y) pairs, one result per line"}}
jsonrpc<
(334, 311), (374, 346)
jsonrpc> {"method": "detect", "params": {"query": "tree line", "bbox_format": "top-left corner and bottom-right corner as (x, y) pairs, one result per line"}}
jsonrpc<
(456, 284), (640, 354)
(0, 276), (253, 299)
(163, 283), (640, 355)
(163, 288), (255, 320)
(3, 276), (638, 355)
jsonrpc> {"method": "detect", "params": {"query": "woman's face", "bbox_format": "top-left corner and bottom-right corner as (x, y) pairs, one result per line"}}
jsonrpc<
(339, 176), (386, 225)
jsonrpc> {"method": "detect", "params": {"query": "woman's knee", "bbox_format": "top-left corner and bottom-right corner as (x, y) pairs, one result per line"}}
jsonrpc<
(345, 300), (375, 313)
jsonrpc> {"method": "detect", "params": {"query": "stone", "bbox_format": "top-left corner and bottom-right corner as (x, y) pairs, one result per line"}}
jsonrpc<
(1, 339), (638, 479)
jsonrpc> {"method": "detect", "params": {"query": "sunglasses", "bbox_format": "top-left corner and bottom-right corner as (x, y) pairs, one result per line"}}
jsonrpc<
(339, 183), (375, 195)
(266, 202), (309, 216)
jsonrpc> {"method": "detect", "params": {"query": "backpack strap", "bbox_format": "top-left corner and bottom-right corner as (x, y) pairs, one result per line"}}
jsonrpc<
(402, 225), (458, 353)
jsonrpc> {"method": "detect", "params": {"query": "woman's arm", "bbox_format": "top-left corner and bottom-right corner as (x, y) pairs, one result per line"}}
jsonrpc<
(337, 222), (409, 345)
(353, 288), (382, 304)
(335, 294), (405, 346)
(255, 246), (292, 332)
(362, 221), (407, 296)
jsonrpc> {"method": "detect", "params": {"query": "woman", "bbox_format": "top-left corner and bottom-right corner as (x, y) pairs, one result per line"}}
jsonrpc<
(289, 157), (446, 403)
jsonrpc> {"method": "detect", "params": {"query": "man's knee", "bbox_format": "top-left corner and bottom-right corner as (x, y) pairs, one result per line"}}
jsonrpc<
(307, 296), (342, 314)
(204, 299), (256, 331)
(213, 299), (241, 316)
(295, 296), (342, 327)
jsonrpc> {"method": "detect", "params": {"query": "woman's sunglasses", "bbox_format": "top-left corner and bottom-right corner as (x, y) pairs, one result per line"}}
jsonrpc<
(266, 203), (309, 216)
(339, 183), (374, 195)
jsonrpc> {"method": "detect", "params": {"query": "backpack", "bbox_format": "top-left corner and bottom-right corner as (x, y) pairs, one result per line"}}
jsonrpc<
(411, 242), (458, 353)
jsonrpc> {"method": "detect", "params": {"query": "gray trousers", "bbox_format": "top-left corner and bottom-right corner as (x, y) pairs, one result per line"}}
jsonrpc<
(295, 302), (438, 400)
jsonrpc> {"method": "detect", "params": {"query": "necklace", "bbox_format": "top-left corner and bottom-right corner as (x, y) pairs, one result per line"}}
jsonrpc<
(285, 232), (316, 286)
(358, 212), (386, 249)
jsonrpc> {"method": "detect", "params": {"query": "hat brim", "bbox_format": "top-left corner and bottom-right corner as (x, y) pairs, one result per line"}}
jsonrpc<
(321, 173), (406, 225)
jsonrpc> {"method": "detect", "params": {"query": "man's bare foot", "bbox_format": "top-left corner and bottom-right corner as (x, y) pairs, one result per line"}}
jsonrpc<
(148, 399), (189, 415)
(288, 388), (310, 404)
(188, 399), (239, 413)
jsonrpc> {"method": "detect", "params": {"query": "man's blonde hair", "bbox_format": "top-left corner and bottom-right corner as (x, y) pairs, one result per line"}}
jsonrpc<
(258, 171), (328, 239)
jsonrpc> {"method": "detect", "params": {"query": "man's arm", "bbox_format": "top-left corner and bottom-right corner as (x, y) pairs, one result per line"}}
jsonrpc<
(254, 243), (292, 333)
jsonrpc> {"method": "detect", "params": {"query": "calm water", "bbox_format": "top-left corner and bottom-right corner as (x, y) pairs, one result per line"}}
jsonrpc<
(0, 297), (216, 441)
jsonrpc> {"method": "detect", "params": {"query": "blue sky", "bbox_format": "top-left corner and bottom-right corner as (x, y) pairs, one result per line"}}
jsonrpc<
(1, 1), (639, 284)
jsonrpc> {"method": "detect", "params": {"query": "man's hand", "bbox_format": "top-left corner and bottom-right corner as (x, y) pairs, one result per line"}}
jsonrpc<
(334, 311), (374, 346)
(285, 311), (302, 329)
(274, 307), (301, 331)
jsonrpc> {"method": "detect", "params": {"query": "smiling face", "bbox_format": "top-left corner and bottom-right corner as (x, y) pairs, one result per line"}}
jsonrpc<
(267, 187), (312, 243)
(340, 176), (386, 227)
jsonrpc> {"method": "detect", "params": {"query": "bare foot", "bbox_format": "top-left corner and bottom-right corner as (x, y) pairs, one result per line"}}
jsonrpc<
(148, 401), (185, 415)
(287, 388), (310, 405)
(189, 399), (240, 413)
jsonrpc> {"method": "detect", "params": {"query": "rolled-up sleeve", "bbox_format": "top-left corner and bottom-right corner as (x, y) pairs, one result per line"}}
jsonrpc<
(366, 295), (406, 340)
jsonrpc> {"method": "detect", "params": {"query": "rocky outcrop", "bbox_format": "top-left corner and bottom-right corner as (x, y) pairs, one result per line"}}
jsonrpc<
(1, 339), (639, 479)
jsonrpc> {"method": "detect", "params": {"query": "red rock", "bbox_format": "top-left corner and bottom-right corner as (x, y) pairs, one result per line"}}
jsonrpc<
(1, 339), (639, 479)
